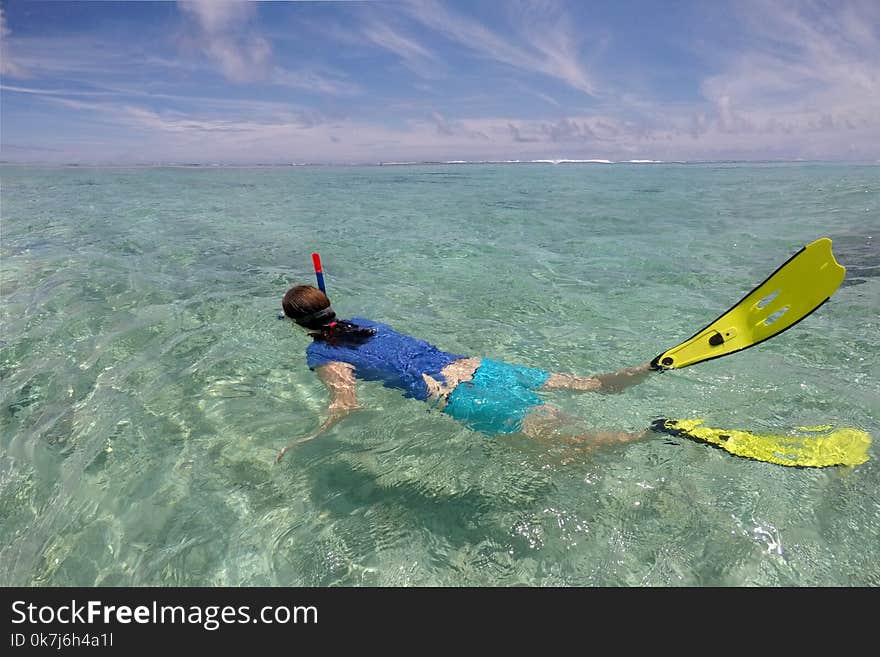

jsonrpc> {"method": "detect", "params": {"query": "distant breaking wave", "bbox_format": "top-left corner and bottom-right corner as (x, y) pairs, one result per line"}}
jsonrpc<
(531, 159), (613, 164)
(377, 158), (665, 166)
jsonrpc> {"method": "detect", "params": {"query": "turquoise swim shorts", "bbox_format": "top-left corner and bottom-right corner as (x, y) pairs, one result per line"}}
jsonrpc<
(442, 358), (551, 434)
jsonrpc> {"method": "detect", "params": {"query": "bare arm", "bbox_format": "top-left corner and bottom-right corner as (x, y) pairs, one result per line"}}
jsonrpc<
(275, 361), (359, 463)
(543, 361), (653, 394)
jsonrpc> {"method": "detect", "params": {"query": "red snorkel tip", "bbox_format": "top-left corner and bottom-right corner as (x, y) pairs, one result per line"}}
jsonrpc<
(312, 252), (326, 293)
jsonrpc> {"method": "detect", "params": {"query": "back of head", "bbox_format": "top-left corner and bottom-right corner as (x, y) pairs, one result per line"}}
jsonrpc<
(282, 285), (333, 329)
(282, 284), (375, 345)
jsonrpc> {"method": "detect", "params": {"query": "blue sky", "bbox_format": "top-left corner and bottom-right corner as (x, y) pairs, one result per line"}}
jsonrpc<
(1, 0), (878, 164)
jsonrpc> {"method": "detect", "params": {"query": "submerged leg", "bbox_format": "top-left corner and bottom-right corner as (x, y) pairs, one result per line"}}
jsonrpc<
(542, 362), (653, 394)
(520, 405), (649, 462)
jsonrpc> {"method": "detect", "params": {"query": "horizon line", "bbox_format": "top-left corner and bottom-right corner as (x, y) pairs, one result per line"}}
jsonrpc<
(3, 157), (880, 169)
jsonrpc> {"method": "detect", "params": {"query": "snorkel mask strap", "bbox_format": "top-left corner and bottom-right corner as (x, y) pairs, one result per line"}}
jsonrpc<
(295, 306), (337, 328)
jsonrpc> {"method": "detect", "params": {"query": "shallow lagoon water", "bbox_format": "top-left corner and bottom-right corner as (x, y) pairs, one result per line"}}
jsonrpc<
(1, 162), (878, 586)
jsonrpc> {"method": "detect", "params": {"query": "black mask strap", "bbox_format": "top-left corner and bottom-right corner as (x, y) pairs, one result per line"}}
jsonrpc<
(294, 306), (336, 328)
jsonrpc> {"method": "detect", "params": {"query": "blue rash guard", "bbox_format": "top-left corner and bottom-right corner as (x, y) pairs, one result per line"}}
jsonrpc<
(305, 317), (466, 401)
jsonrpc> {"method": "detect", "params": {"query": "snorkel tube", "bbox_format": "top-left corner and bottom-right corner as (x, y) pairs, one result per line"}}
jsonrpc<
(303, 253), (374, 342)
(312, 252), (326, 293)
(278, 252), (329, 320)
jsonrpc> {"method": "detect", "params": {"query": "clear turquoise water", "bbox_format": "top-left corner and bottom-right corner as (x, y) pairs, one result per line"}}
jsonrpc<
(1, 163), (878, 586)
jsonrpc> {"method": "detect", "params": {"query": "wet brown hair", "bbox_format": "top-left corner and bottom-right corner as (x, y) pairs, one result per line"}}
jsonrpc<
(282, 284), (375, 345)
(282, 285), (333, 326)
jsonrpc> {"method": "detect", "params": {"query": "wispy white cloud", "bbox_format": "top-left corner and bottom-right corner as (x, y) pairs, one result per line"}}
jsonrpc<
(176, 0), (359, 95)
(0, 84), (117, 97)
(518, 84), (562, 108)
(1, 5), (29, 78)
(699, 0), (880, 138)
(401, 0), (597, 95)
(178, 0), (250, 34)
(2, 34), (168, 81)
(1, 81), (344, 127)
(362, 20), (438, 77)
(429, 110), (490, 140)
(202, 33), (272, 83)
(269, 66), (360, 96)
(42, 95), (320, 135)
(178, 0), (271, 82)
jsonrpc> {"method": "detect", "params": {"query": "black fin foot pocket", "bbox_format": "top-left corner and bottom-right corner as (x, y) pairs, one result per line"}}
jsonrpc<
(650, 418), (687, 438)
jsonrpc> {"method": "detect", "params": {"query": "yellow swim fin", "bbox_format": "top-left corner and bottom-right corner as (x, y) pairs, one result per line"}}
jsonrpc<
(652, 418), (871, 467)
(652, 238), (846, 370)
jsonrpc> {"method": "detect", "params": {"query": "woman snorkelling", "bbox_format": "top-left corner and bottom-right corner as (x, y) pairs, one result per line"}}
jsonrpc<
(274, 242), (871, 469)
(276, 283), (654, 463)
